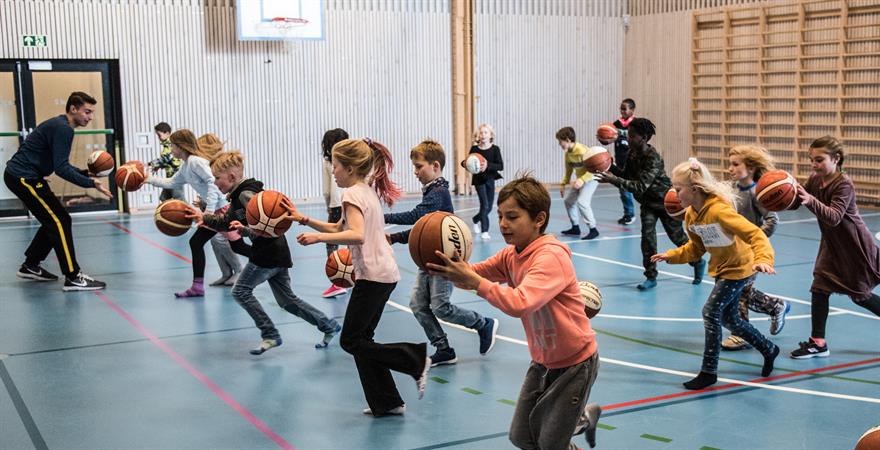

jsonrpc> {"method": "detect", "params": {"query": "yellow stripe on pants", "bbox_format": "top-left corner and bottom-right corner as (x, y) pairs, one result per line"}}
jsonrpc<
(19, 178), (75, 273)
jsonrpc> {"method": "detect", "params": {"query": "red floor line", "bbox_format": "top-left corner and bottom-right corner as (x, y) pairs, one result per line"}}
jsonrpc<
(103, 220), (191, 263)
(94, 291), (295, 450)
(603, 356), (880, 411)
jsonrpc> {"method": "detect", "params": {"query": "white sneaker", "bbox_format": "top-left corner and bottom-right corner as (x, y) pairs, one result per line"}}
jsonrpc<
(473, 223), (481, 234)
(415, 357), (430, 399)
(481, 232), (490, 240)
(362, 405), (405, 415)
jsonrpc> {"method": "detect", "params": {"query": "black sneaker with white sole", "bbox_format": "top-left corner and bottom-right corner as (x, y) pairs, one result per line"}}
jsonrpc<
(62, 272), (106, 291)
(790, 338), (830, 359)
(17, 264), (59, 282)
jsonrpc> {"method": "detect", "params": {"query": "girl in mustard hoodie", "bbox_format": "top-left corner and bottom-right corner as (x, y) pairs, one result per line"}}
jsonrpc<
(652, 158), (780, 390)
(429, 175), (601, 449)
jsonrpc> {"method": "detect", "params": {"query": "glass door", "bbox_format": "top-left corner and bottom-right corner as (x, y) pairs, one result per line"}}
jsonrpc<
(0, 62), (27, 216)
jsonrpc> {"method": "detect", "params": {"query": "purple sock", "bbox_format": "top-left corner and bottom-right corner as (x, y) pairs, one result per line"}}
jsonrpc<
(175, 278), (205, 298)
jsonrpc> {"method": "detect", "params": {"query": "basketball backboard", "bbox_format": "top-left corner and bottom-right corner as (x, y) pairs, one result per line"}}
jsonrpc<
(236, 0), (324, 41)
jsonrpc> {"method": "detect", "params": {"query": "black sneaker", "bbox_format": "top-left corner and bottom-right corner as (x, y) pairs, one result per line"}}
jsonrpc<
(617, 215), (634, 225)
(478, 317), (500, 355)
(790, 338), (830, 359)
(62, 272), (106, 291)
(561, 225), (581, 236)
(17, 264), (59, 282)
(582, 228), (600, 240)
(430, 347), (458, 367)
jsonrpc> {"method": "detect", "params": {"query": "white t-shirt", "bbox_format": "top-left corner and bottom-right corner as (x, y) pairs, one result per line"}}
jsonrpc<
(342, 182), (399, 284)
(147, 155), (227, 211)
(322, 159), (343, 208)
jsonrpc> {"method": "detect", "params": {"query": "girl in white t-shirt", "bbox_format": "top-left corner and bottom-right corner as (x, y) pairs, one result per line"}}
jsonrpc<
(295, 138), (430, 417)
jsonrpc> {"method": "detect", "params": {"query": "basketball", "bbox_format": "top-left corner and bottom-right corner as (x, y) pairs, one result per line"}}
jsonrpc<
(87, 150), (114, 176)
(115, 161), (146, 191)
(664, 188), (686, 220)
(325, 248), (356, 288)
(756, 170), (798, 211)
(465, 153), (488, 174)
(579, 280), (603, 318)
(596, 123), (618, 144)
(245, 190), (294, 237)
(154, 199), (193, 237)
(856, 426), (880, 450)
(582, 146), (613, 173)
(409, 211), (473, 270)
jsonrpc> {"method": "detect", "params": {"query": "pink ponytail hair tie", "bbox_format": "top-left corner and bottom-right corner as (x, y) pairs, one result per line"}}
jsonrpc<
(688, 157), (701, 170)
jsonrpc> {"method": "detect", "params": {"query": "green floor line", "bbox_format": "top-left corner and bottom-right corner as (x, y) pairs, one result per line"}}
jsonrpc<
(593, 327), (880, 385)
(430, 376), (449, 384)
(462, 387), (483, 395)
(596, 423), (616, 430)
(700, 446), (722, 450)
(640, 433), (672, 443)
(497, 399), (516, 406)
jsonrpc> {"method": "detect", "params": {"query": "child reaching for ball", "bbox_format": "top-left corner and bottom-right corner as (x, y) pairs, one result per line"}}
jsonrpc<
(651, 158), (780, 390)
(295, 138), (430, 417)
(428, 175), (602, 449)
(384, 139), (499, 367)
(188, 150), (340, 354)
(789, 136), (880, 359)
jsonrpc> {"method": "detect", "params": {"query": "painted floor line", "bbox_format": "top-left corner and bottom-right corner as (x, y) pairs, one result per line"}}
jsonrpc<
(596, 311), (840, 322)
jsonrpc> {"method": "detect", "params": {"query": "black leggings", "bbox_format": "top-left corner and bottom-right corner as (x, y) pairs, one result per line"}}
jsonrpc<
(811, 291), (880, 338)
(190, 228), (252, 278)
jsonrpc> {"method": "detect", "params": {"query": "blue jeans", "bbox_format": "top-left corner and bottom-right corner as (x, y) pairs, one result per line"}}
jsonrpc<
(619, 187), (634, 217)
(232, 263), (339, 340)
(701, 276), (774, 374)
(410, 269), (485, 349)
(472, 179), (495, 233)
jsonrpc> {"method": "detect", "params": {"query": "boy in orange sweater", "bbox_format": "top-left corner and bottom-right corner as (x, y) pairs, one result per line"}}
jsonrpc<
(428, 175), (601, 449)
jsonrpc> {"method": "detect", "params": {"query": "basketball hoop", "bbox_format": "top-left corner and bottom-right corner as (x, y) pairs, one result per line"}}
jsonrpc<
(255, 16), (309, 35)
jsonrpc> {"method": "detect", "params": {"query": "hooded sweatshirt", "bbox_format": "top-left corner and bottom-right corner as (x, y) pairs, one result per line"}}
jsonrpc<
(472, 234), (597, 369)
(666, 195), (773, 280)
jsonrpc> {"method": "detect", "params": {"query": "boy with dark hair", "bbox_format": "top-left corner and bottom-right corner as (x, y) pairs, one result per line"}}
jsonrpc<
(557, 127), (600, 240)
(149, 121), (182, 201)
(4, 91), (111, 291)
(385, 139), (499, 366)
(612, 99), (636, 225)
(427, 175), (602, 449)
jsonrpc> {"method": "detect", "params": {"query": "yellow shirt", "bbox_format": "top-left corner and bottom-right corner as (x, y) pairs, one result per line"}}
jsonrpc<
(666, 195), (774, 280)
(562, 142), (594, 185)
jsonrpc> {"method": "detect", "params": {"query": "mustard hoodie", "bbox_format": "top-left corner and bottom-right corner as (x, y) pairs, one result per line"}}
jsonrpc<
(562, 142), (594, 186)
(666, 195), (774, 280)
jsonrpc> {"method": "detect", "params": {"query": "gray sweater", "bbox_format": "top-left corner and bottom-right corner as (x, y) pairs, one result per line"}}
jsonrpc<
(733, 182), (777, 237)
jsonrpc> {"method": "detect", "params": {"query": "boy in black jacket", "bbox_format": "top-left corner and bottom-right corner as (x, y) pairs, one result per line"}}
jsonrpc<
(385, 140), (499, 366)
(191, 150), (340, 355)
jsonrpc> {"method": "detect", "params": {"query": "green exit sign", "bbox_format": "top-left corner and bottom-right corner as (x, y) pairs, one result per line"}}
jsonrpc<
(21, 35), (48, 47)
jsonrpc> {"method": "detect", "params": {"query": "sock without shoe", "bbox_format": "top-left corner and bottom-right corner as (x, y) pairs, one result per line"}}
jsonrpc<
(683, 371), (717, 390)
(175, 278), (205, 298)
(762, 345), (780, 377)
(250, 338), (282, 355)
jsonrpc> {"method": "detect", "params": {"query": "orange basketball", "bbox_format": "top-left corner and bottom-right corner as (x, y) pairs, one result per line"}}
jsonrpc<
(325, 248), (356, 288)
(115, 161), (146, 191)
(756, 170), (798, 212)
(596, 123), (619, 144)
(87, 150), (114, 176)
(409, 211), (473, 270)
(154, 200), (193, 236)
(583, 146), (612, 173)
(465, 153), (488, 174)
(856, 426), (880, 450)
(664, 188), (686, 220)
(579, 281), (603, 318)
(246, 190), (294, 237)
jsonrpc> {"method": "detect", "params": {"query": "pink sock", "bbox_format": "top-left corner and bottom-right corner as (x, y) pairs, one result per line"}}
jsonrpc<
(811, 337), (826, 347)
(175, 278), (205, 298)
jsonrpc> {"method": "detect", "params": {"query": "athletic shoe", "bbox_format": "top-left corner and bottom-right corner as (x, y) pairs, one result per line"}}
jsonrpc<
(478, 317), (500, 355)
(322, 284), (348, 298)
(473, 223), (481, 234)
(561, 225), (581, 236)
(415, 357), (431, 399)
(429, 347), (458, 367)
(721, 335), (751, 351)
(481, 232), (491, 241)
(17, 264), (59, 282)
(573, 403), (602, 449)
(62, 272), (106, 291)
(362, 404), (405, 416)
(617, 215), (634, 225)
(249, 338), (282, 355)
(770, 302), (790, 335)
(315, 323), (342, 349)
(582, 228), (600, 240)
(636, 278), (657, 291)
(790, 338), (830, 359)
(209, 275), (232, 286)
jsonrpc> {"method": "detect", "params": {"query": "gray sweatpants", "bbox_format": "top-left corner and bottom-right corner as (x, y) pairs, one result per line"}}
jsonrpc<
(509, 352), (600, 450)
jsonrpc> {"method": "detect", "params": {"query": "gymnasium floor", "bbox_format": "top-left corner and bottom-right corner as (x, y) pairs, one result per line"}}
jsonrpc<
(1, 185), (878, 450)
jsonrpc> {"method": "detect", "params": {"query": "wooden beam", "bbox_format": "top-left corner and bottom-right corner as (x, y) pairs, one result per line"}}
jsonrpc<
(450, 0), (474, 195)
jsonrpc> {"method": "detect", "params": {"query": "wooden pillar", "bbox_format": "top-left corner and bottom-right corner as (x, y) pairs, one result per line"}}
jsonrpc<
(450, 0), (474, 195)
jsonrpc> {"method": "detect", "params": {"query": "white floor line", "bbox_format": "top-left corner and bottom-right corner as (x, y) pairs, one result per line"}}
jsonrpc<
(385, 300), (880, 405)
(570, 251), (880, 321)
(596, 312), (842, 322)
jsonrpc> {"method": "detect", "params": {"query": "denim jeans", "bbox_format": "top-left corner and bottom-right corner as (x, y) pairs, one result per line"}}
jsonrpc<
(410, 270), (485, 349)
(701, 276), (774, 374)
(231, 263), (339, 340)
(564, 179), (598, 229)
(472, 179), (495, 233)
(619, 187), (634, 217)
